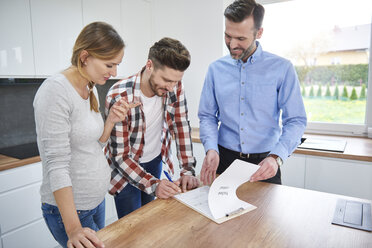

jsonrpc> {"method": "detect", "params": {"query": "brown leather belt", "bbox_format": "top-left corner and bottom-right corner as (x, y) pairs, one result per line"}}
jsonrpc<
(219, 145), (269, 159)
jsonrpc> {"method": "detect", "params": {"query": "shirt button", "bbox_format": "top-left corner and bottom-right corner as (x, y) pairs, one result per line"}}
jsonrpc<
(241, 128), (244, 131)
(241, 97), (244, 100)
(242, 142), (245, 144)
(242, 82), (245, 85)
(241, 113), (244, 116)
(243, 66), (245, 69)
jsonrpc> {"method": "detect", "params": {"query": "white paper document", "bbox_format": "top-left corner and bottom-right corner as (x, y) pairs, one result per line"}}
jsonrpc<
(174, 159), (259, 224)
(174, 186), (215, 220)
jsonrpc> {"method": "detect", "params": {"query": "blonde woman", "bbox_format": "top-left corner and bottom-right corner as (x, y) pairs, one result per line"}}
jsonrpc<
(34, 22), (138, 248)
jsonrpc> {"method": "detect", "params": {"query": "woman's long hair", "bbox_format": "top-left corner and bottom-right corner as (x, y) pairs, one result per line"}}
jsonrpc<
(71, 22), (125, 112)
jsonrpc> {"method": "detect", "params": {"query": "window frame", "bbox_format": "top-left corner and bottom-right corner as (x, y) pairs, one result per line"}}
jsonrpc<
(257, 0), (372, 137)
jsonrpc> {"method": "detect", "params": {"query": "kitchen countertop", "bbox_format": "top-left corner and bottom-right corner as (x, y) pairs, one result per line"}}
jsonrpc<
(0, 154), (40, 171)
(1, 130), (372, 172)
(191, 128), (372, 162)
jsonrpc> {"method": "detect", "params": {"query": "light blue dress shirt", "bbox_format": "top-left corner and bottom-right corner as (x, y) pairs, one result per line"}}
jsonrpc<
(198, 41), (307, 161)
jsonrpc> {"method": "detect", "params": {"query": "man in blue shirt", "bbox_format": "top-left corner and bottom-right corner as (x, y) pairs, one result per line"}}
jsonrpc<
(198, 0), (307, 185)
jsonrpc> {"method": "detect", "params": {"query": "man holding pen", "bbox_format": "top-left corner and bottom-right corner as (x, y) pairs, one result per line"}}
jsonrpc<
(105, 37), (199, 218)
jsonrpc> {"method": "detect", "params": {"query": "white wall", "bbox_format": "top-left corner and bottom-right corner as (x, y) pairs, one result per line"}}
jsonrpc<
(121, 0), (224, 127)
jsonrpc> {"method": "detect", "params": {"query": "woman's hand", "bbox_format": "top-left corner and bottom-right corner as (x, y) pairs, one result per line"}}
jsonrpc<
(67, 226), (105, 248)
(100, 99), (140, 143)
(106, 99), (140, 125)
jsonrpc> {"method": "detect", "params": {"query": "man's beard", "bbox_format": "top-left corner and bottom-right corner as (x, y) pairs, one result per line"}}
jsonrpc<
(228, 40), (256, 61)
(149, 76), (167, 97)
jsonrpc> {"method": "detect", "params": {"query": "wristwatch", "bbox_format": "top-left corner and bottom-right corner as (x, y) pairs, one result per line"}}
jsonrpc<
(268, 154), (283, 167)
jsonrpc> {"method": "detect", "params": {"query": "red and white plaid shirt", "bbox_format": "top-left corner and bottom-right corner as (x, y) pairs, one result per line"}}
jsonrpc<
(104, 70), (196, 196)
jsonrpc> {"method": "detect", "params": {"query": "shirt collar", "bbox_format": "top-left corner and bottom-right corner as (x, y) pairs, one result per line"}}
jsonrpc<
(233, 40), (262, 66)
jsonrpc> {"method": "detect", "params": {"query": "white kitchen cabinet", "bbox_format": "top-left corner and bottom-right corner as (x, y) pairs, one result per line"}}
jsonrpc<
(82, 0), (125, 78)
(82, 0), (121, 34)
(281, 154), (306, 188)
(0, 161), (117, 248)
(281, 153), (372, 200)
(0, 161), (42, 194)
(1, 219), (59, 248)
(0, 162), (59, 248)
(169, 141), (204, 180)
(0, 0), (35, 77)
(30, 0), (83, 76)
(105, 194), (118, 225)
(305, 156), (372, 200)
(0, 182), (42, 234)
(192, 142), (205, 176)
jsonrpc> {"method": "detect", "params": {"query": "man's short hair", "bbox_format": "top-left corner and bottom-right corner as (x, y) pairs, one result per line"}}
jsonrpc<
(224, 0), (265, 30)
(148, 37), (191, 72)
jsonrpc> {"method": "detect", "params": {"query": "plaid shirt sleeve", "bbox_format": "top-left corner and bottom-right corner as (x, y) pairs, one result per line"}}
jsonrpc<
(173, 82), (196, 177)
(105, 81), (160, 196)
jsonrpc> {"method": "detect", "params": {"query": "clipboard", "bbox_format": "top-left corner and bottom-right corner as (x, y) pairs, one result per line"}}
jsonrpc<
(174, 160), (259, 224)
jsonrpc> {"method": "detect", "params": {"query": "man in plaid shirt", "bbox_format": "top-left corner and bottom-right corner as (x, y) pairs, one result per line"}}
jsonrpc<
(105, 37), (199, 218)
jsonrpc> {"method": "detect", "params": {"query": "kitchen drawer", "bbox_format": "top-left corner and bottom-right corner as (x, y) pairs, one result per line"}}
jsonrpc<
(305, 156), (372, 200)
(0, 162), (42, 194)
(281, 154), (306, 188)
(1, 218), (59, 248)
(0, 182), (42, 233)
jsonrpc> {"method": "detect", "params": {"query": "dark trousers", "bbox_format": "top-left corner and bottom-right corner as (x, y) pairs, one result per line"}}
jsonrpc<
(217, 145), (281, 185)
(114, 154), (162, 219)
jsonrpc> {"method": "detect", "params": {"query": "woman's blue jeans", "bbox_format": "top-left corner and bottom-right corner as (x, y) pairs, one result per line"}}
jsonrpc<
(114, 154), (162, 219)
(41, 199), (105, 248)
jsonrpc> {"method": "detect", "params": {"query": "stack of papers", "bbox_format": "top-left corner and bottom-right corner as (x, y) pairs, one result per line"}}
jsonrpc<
(174, 160), (258, 224)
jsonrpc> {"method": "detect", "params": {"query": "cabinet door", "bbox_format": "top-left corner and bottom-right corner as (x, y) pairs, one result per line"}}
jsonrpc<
(0, 182), (42, 234)
(0, 162), (42, 194)
(192, 143), (205, 176)
(281, 154), (306, 188)
(0, 0), (35, 76)
(82, 0), (121, 32)
(305, 156), (372, 200)
(169, 141), (205, 179)
(82, 0), (124, 77)
(104, 194), (118, 225)
(31, 0), (83, 76)
(1, 219), (59, 248)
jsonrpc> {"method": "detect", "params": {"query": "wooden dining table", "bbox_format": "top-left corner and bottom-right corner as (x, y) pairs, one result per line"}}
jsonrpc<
(97, 182), (372, 248)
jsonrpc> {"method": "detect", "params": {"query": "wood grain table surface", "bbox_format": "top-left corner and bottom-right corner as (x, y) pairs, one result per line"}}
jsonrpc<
(0, 155), (40, 171)
(97, 182), (372, 248)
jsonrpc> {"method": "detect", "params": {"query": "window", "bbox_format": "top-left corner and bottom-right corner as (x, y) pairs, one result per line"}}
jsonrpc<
(258, 0), (372, 136)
